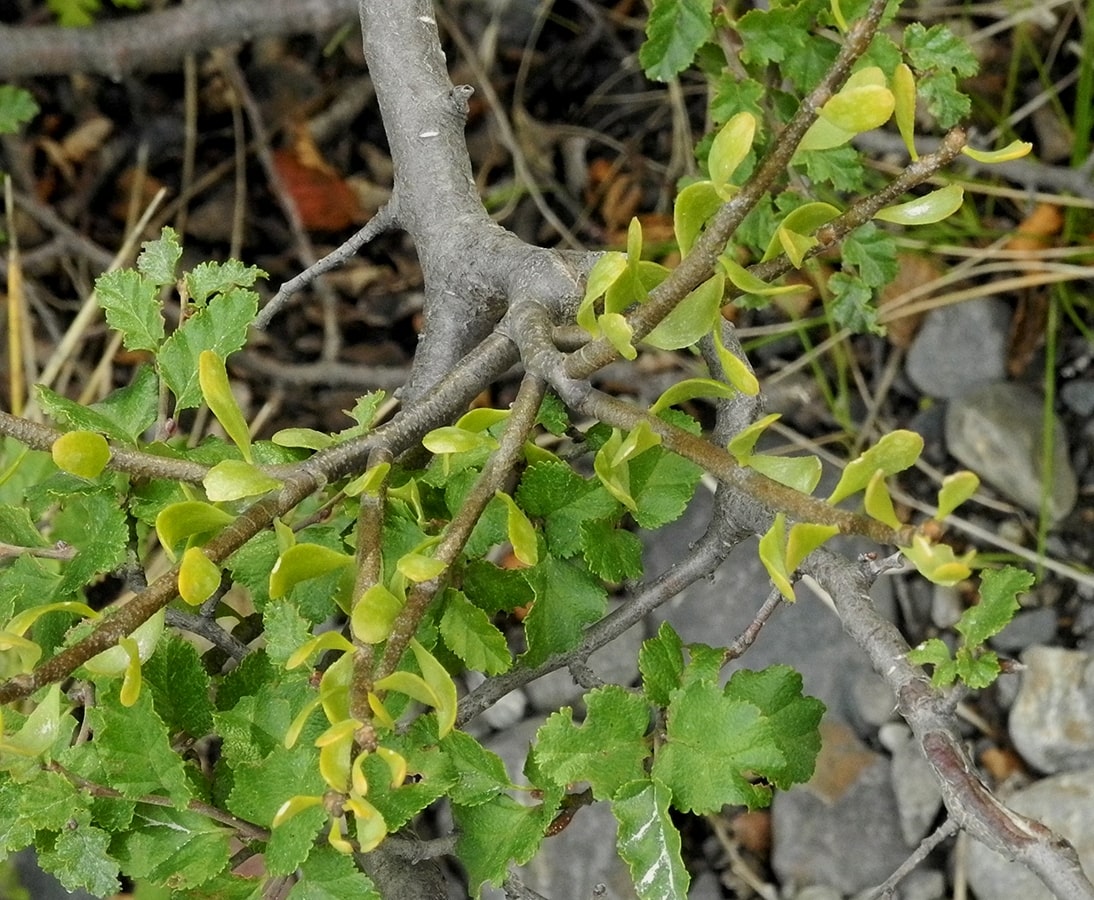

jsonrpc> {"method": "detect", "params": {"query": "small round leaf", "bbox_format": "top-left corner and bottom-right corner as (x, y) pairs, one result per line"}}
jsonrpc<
(52, 431), (110, 479)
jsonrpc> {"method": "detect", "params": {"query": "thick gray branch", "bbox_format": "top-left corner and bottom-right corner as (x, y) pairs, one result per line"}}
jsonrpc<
(0, 0), (359, 78)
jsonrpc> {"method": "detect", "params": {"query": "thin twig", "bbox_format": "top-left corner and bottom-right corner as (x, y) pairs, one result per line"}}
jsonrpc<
(863, 819), (959, 899)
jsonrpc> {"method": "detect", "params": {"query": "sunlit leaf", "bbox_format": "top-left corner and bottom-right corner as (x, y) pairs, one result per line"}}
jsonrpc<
(599, 312), (638, 360)
(410, 639), (459, 737)
(746, 454), (822, 494)
(178, 547), (221, 606)
(709, 112), (756, 188)
(935, 471), (979, 520)
(893, 63), (918, 159)
(579, 252), (628, 333)
(344, 462), (391, 497)
(199, 350), (253, 463)
(351, 583), (403, 644)
(875, 185), (964, 225)
(713, 325), (760, 396)
(761, 203), (840, 263)
(155, 502), (235, 558)
(720, 255), (809, 297)
(863, 470), (901, 529)
(819, 84), (894, 134)
(900, 533), (974, 586)
(273, 795), (324, 828)
(455, 408), (511, 432)
(270, 543), (354, 600)
(422, 426), (498, 455)
(271, 428), (334, 450)
(727, 413), (781, 460)
(52, 431), (110, 480)
(650, 378), (738, 415)
(828, 430), (924, 504)
(673, 181), (723, 257)
(84, 608), (166, 678)
(496, 491), (538, 566)
(285, 632), (355, 670)
(396, 553), (446, 583)
(758, 513), (794, 600)
(961, 140), (1032, 163)
(644, 273), (725, 351)
(203, 459), (281, 502)
(785, 522), (839, 571)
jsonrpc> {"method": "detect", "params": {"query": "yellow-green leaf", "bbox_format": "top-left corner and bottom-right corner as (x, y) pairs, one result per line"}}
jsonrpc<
(346, 795), (388, 853)
(720, 255), (810, 297)
(496, 491), (538, 566)
(599, 312), (637, 360)
(644, 273), (725, 351)
(828, 430), (924, 504)
(578, 252), (628, 333)
(727, 413), (781, 461)
(84, 608), (166, 677)
(747, 454), (823, 494)
(285, 631), (355, 670)
(936, 471), (980, 520)
(52, 431), (110, 479)
(786, 522), (839, 572)
(272, 794), (324, 828)
(375, 746), (408, 788)
(627, 217), (643, 275)
(455, 408), (511, 432)
(344, 461), (391, 497)
(797, 115), (856, 152)
(422, 426), (498, 455)
(0, 685), (64, 758)
(613, 420), (661, 466)
(864, 470), (901, 529)
(6, 601), (98, 639)
(179, 547), (221, 606)
(351, 583), (403, 644)
(673, 181), (722, 256)
(199, 350), (253, 463)
(819, 84), (894, 134)
(270, 428), (334, 450)
(156, 501), (235, 559)
(270, 543), (354, 599)
(650, 378), (738, 415)
(758, 514), (794, 600)
(118, 637), (143, 707)
(709, 111), (756, 188)
(875, 185), (964, 226)
(396, 553), (446, 583)
(961, 140), (1032, 163)
(900, 533), (974, 586)
(410, 639), (458, 737)
(713, 325), (760, 396)
(762, 202), (840, 263)
(893, 63), (917, 159)
(203, 459), (281, 502)
(373, 670), (439, 709)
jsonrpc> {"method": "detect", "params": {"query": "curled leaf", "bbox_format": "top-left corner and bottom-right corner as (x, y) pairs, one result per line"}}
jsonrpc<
(270, 543), (354, 599)
(199, 350), (253, 463)
(875, 185), (964, 226)
(179, 547), (221, 606)
(351, 583), (403, 644)
(961, 140), (1032, 163)
(935, 471), (980, 520)
(709, 112), (756, 188)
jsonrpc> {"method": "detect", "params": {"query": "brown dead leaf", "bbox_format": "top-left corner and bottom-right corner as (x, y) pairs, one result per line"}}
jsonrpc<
(272, 129), (364, 232)
(879, 253), (944, 348)
(1007, 292), (1048, 378)
(1004, 203), (1063, 253)
(60, 115), (113, 164)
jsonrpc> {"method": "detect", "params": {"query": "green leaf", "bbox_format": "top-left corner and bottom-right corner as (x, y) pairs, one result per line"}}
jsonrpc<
(453, 791), (562, 899)
(720, 255), (809, 298)
(185, 258), (268, 306)
(534, 685), (651, 800)
(0, 85), (38, 134)
(38, 817), (121, 898)
(904, 22), (978, 78)
(578, 252), (628, 333)
(95, 269), (165, 352)
(142, 635), (214, 737)
(639, 622), (685, 707)
(652, 666), (823, 812)
(289, 845), (380, 900)
(917, 70), (970, 127)
(906, 637), (954, 679)
(495, 490), (538, 567)
(712, 323), (761, 396)
(61, 681), (191, 805)
(599, 311), (638, 360)
(626, 436), (704, 530)
(650, 378), (738, 416)
(516, 461), (620, 558)
(422, 426), (498, 455)
(875, 185), (964, 225)
(83, 608), (165, 678)
(639, 0), (714, 82)
(229, 746), (327, 877)
(643, 273), (725, 351)
(580, 518), (643, 583)
(199, 350), (254, 462)
(269, 543), (354, 600)
(828, 272), (882, 335)
(114, 805), (231, 891)
(439, 729), (509, 807)
(893, 62), (918, 158)
(158, 289), (258, 410)
(136, 227), (183, 286)
(708, 111), (756, 188)
(818, 82), (894, 134)
(440, 590), (511, 675)
(36, 366), (159, 444)
(795, 145), (866, 191)
(828, 430), (924, 504)
(785, 522), (839, 572)
(673, 181), (722, 257)
(957, 566), (1033, 647)
(51, 485), (130, 596)
(936, 471), (979, 520)
(51, 430), (110, 479)
(841, 222), (898, 289)
(612, 779), (690, 900)
(761, 203), (840, 263)
(727, 413), (781, 461)
(523, 557), (606, 667)
(350, 583), (403, 645)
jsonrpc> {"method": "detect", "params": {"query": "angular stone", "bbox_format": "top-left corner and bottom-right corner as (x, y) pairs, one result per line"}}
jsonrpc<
(772, 719), (912, 894)
(1009, 645), (1094, 773)
(966, 769), (1094, 900)
(945, 382), (1078, 521)
(905, 297), (1010, 399)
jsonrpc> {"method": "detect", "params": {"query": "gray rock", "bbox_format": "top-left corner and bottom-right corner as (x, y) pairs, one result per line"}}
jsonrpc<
(1009, 645), (1094, 773)
(888, 728), (944, 845)
(644, 486), (895, 726)
(966, 768), (1094, 900)
(905, 297), (1010, 399)
(990, 606), (1058, 654)
(772, 718), (913, 894)
(944, 382), (1078, 522)
(1062, 379), (1094, 417)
